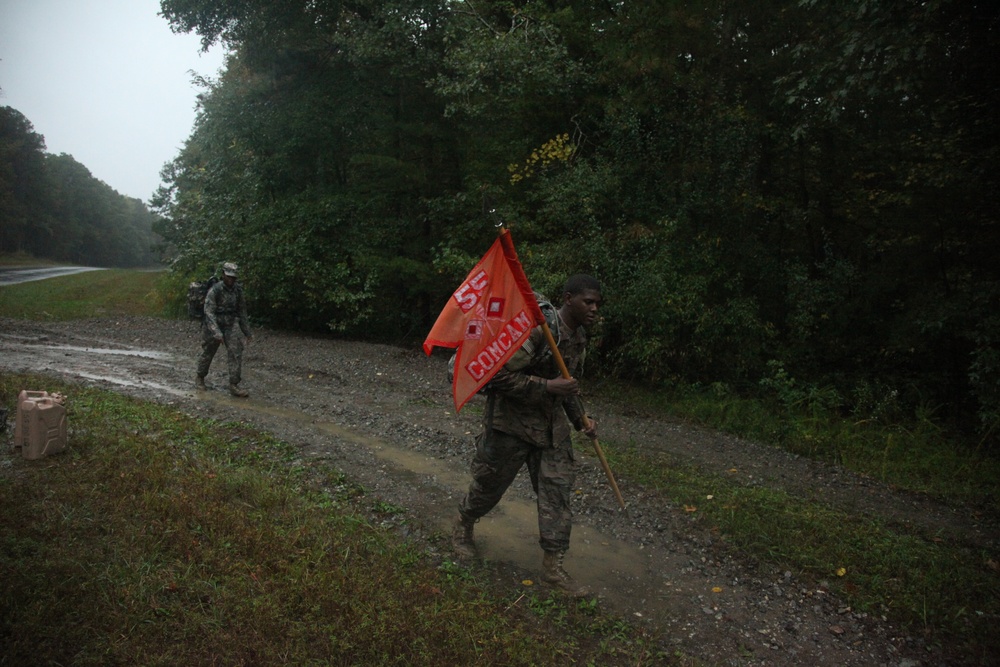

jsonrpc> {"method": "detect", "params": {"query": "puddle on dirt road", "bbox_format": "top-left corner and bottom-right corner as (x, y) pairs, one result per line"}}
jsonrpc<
(197, 394), (669, 621)
(0, 338), (187, 397)
(73, 372), (190, 398)
(5, 342), (172, 360)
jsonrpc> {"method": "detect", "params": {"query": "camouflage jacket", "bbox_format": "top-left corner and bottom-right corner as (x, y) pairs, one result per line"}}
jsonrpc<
(203, 281), (251, 339)
(485, 314), (588, 448)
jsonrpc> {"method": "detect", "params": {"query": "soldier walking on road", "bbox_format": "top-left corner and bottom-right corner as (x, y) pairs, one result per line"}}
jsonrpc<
(196, 262), (253, 397)
(451, 274), (603, 598)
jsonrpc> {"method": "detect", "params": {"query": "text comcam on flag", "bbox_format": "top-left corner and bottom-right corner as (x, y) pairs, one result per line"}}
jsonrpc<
(423, 229), (546, 411)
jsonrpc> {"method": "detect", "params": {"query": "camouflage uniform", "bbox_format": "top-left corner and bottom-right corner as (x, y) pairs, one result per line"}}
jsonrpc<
(197, 278), (252, 386)
(458, 315), (588, 553)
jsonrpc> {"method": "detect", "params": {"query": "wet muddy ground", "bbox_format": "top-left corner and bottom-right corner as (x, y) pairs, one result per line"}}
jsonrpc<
(1, 316), (992, 666)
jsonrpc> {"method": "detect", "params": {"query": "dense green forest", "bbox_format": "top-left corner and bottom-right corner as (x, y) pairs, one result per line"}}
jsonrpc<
(26, 0), (995, 442)
(0, 106), (161, 267)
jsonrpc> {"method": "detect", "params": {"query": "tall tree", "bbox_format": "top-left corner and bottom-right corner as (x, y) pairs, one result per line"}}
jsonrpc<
(0, 107), (51, 255)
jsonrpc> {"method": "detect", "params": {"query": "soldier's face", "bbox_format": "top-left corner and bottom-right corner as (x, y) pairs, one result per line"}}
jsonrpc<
(222, 274), (236, 287)
(562, 289), (602, 330)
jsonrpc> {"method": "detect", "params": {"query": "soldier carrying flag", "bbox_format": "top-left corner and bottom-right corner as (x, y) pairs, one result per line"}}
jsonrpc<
(423, 229), (609, 597)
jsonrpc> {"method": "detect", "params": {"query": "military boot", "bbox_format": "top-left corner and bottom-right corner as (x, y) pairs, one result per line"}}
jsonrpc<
(229, 383), (249, 398)
(451, 515), (477, 560)
(542, 550), (590, 598)
(195, 375), (207, 391)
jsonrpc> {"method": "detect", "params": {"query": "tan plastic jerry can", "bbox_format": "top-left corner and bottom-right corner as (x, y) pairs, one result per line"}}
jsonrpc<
(14, 390), (67, 460)
(12, 390), (47, 449)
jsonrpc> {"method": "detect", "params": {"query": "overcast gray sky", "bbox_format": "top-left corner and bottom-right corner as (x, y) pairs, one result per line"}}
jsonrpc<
(0, 0), (226, 202)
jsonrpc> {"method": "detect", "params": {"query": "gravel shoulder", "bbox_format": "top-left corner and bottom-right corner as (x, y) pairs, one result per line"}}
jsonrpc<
(1, 316), (991, 666)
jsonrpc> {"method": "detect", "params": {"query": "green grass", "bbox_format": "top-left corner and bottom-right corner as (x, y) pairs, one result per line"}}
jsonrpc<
(0, 374), (671, 666)
(602, 379), (1000, 506)
(0, 269), (168, 319)
(585, 380), (1000, 662)
(599, 444), (999, 653)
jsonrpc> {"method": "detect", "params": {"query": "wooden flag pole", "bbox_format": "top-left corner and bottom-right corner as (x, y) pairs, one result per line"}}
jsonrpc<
(540, 322), (628, 514)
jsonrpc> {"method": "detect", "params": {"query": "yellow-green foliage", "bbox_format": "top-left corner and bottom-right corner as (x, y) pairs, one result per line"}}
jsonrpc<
(508, 133), (575, 184)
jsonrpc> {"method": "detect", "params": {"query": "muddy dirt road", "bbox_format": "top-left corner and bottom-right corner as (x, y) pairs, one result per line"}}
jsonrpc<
(1, 316), (990, 666)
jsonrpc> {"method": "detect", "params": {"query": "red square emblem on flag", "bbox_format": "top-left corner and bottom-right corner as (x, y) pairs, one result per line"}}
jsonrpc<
(486, 297), (505, 318)
(465, 320), (483, 339)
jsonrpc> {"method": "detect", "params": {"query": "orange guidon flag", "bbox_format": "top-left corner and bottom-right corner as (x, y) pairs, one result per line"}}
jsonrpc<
(423, 229), (546, 411)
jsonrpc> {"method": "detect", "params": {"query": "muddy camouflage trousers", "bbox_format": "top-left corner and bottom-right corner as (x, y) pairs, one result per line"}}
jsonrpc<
(458, 428), (576, 553)
(197, 324), (245, 385)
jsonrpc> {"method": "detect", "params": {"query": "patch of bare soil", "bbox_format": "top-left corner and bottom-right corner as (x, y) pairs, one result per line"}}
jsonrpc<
(1, 316), (993, 666)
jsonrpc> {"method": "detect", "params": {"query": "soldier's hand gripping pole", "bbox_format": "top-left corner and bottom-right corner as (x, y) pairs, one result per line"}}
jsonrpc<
(540, 322), (628, 514)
